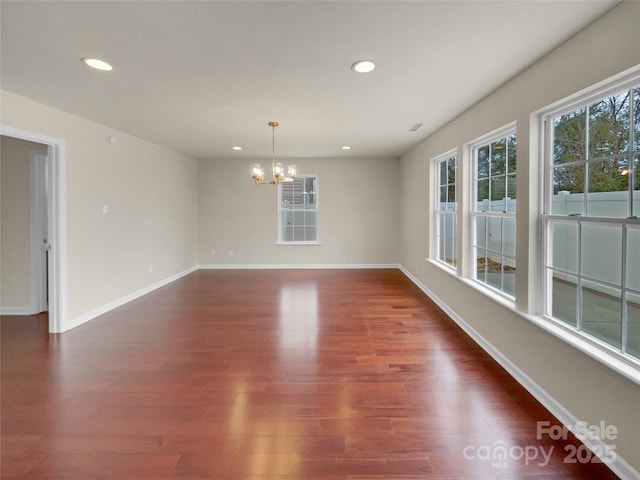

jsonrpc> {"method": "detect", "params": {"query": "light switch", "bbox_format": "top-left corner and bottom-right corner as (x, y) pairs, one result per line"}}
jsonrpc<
(102, 204), (109, 214)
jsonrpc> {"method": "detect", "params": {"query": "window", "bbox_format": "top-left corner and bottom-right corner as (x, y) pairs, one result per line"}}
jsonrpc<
(278, 175), (318, 243)
(543, 77), (640, 360)
(435, 152), (457, 269)
(471, 127), (517, 298)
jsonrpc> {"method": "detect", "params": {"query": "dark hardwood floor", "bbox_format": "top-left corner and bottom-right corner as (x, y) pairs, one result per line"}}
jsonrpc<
(1, 269), (620, 479)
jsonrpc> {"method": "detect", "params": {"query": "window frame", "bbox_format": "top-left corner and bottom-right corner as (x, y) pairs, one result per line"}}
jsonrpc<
(277, 174), (320, 245)
(433, 150), (458, 270)
(540, 72), (640, 363)
(469, 123), (518, 300)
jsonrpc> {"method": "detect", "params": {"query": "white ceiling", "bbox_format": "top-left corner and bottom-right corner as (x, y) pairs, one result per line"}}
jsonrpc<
(1, 0), (619, 160)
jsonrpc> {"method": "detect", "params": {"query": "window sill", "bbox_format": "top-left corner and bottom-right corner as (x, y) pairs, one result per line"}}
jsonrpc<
(275, 241), (322, 245)
(425, 258), (640, 385)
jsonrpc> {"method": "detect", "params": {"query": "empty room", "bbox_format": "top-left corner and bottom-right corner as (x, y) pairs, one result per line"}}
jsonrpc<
(1, 1), (639, 479)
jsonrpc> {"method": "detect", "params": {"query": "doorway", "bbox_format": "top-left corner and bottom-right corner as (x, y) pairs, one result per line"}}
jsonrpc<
(31, 149), (49, 314)
(0, 126), (66, 333)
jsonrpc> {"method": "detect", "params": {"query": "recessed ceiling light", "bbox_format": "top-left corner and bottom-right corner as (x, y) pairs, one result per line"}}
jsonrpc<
(232, 146), (242, 151)
(342, 146), (352, 150)
(81, 57), (113, 71)
(351, 60), (375, 73)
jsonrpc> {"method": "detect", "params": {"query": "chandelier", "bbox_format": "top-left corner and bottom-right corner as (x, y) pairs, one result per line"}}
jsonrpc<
(251, 122), (297, 185)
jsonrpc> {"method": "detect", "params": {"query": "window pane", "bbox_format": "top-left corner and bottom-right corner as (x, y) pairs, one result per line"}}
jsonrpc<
(283, 226), (293, 242)
(449, 238), (457, 267)
(445, 213), (456, 243)
(626, 292), (640, 359)
(438, 231), (446, 263)
(507, 134), (517, 173)
(581, 224), (622, 286)
(634, 156), (639, 218)
(585, 158), (629, 218)
(281, 182), (293, 204)
(491, 138), (506, 176)
(448, 184), (456, 206)
(588, 157), (629, 193)
(627, 227), (640, 291)
(506, 174), (516, 199)
(304, 193), (317, 209)
(553, 164), (585, 196)
(475, 216), (487, 249)
(440, 161), (447, 185)
(448, 157), (456, 184)
(293, 226), (305, 241)
(305, 227), (317, 242)
(438, 212), (446, 242)
(477, 146), (490, 179)
(554, 107), (586, 164)
(589, 91), (630, 158)
(283, 179), (304, 207)
(503, 258), (516, 298)
(304, 176), (316, 194)
(487, 216), (502, 254)
(634, 87), (640, 153)
(477, 179), (489, 206)
(293, 211), (304, 225)
(581, 279), (621, 349)
(439, 185), (447, 209)
(490, 177), (506, 203)
(485, 255), (502, 291)
(476, 248), (488, 283)
(552, 273), (577, 326)
(506, 175), (516, 213)
(503, 217), (516, 258)
(550, 222), (578, 273)
(282, 210), (293, 227)
(305, 211), (316, 226)
(444, 233), (455, 266)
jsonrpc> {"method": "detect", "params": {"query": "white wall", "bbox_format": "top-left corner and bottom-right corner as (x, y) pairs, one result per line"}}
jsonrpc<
(400, 1), (640, 474)
(198, 156), (399, 266)
(0, 91), (199, 326)
(0, 136), (44, 310)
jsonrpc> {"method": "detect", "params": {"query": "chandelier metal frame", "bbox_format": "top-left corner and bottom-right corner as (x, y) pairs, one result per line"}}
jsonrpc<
(251, 122), (297, 185)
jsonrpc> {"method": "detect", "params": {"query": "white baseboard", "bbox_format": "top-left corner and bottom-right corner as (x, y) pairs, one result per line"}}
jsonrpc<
(0, 306), (34, 315)
(398, 265), (639, 480)
(198, 263), (401, 270)
(64, 265), (198, 332)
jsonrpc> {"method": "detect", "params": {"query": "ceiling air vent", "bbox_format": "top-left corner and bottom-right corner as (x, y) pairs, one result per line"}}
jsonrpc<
(409, 123), (423, 132)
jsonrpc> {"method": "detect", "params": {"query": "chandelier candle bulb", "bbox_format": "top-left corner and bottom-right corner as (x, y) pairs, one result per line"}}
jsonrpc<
(273, 162), (284, 181)
(251, 164), (265, 182)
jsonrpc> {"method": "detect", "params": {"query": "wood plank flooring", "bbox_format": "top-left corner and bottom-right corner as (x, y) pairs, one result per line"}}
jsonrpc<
(1, 269), (620, 479)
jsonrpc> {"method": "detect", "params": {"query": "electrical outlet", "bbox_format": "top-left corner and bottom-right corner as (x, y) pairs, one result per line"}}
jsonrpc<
(148, 265), (154, 274)
(102, 204), (109, 214)
(228, 250), (234, 257)
(211, 249), (216, 257)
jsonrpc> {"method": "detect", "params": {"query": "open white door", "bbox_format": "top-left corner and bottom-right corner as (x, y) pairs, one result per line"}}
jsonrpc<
(30, 150), (49, 314)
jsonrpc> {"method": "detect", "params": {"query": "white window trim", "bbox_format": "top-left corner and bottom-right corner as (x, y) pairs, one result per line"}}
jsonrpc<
(467, 122), (518, 301)
(277, 174), (320, 245)
(432, 149), (457, 270)
(537, 69), (640, 366)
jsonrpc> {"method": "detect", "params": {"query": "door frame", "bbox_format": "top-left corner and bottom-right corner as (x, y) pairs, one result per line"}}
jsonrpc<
(30, 149), (49, 314)
(1, 125), (67, 333)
